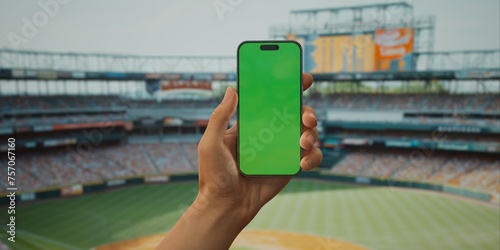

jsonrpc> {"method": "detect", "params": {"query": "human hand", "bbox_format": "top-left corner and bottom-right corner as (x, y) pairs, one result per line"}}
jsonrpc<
(195, 73), (322, 225)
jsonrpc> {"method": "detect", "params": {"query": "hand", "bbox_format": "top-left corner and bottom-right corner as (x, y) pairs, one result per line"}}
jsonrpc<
(196, 73), (321, 223)
(156, 73), (322, 250)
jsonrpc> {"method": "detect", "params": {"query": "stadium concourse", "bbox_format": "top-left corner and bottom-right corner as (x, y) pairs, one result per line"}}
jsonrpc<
(0, 93), (498, 203)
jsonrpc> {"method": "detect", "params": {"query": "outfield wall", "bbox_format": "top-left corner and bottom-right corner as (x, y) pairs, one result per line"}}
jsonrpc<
(0, 171), (492, 206)
(299, 171), (492, 201)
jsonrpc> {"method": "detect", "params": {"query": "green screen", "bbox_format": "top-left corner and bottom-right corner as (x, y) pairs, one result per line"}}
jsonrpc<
(238, 41), (302, 176)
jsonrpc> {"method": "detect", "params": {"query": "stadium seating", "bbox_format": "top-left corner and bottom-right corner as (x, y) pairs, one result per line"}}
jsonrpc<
(0, 143), (198, 192)
(4, 142), (496, 200)
(330, 148), (499, 197)
(0, 93), (497, 202)
(2, 94), (499, 112)
(2, 94), (497, 128)
(328, 149), (375, 175)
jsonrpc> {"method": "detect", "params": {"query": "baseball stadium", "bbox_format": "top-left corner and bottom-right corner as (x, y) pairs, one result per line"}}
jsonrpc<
(0, 1), (499, 250)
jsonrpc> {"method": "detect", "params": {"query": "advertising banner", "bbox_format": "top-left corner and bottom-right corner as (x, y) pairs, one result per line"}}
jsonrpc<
(161, 80), (211, 91)
(11, 69), (24, 78)
(43, 138), (77, 147)
(106, 179), (126, 187)
(71, 71), (85, 79)
(355, 177), (371, 184)
(195, 120), (209, 126)
(212, 73), (227, 81)
(0, 128), (13, 135)
(374, 28), (414, 71)
(342, 138), (369, 145)
(455, 69), (499, 79)
(312, 34), (374, 73)
(52, 121), (129, 131)
(20, 193), (35, 201)
(104, 72), (127, 79)
(144, 175), (170, 183)
(57, 71), (72, 79)
(37, 70), (58, 79)
(61, 184), (83, 197)
(163, 118), (183, 126)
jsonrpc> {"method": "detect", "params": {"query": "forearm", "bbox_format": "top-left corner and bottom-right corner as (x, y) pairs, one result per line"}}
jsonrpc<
(156, 196), (250, 250)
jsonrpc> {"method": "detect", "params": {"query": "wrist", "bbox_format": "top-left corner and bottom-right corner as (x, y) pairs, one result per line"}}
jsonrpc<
(191, 194), (257, 230)
(158, 193), (254, 249)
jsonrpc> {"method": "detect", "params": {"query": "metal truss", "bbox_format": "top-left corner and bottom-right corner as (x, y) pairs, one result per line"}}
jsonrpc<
(0, 49), (235, 73)
(414, 50), (500, 71)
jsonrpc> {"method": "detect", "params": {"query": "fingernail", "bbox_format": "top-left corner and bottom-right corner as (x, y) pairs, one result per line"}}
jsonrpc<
(314, 141), (320, 148)
(307, 135), (315, 147)
(222, 87), (232, 103)
(309, 112), (316, 120)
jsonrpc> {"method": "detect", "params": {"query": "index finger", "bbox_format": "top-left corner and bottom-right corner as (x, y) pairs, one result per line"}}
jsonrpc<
(303, 73), (313, 91)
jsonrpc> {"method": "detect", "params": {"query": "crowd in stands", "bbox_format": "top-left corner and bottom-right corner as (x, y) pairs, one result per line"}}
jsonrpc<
(0, 142), (198, 192)
(0, 141), (498, 203)
(0, 93), (498, 203)
(1, 94), (497, 128)
(485, 97), (500, 112)
(1, 94), (498, 112)
(330, 148), (499, 200)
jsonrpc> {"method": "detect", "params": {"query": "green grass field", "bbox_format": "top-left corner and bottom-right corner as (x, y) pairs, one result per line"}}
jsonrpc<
(1, 180), (499, 250)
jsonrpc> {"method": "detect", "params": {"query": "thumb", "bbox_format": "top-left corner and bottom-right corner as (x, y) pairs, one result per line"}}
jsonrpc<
(204, 87), (238, 143)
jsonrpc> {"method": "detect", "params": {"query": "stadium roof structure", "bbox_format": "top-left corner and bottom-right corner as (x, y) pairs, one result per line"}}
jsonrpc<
(0, 48), (234, 73)
(0, 48), (498, 82)
(290, 2), (413, 15)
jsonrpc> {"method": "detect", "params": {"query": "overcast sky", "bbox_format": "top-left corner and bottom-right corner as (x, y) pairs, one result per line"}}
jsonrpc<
(0, 0), (499, 56)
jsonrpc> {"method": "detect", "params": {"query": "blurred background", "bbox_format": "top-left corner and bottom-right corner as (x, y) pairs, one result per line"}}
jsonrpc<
(0, 1), (499, 250)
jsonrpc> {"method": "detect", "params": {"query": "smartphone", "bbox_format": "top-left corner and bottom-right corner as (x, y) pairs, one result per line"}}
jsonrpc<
(237, 41), (302, 176)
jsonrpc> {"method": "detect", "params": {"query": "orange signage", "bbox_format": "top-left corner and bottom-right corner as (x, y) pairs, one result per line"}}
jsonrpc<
(374, 28), (414, 71)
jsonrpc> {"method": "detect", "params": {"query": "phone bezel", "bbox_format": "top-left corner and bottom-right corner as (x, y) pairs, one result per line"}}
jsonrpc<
(236, 40), (303, 177)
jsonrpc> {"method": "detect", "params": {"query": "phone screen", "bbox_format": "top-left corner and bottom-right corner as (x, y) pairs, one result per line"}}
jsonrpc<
(237, 41), (302, 176)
